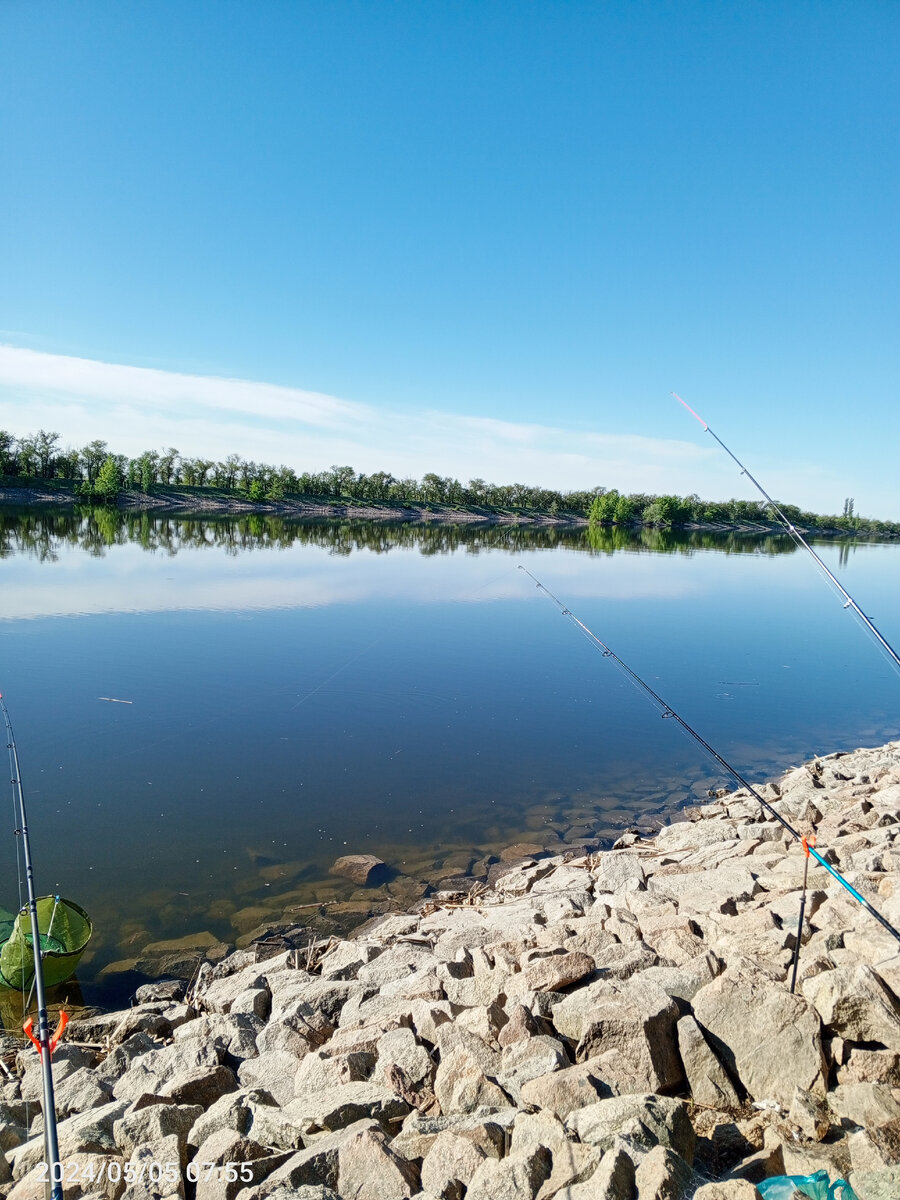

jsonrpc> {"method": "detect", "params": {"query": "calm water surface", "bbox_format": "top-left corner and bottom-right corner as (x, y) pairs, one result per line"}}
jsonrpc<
(1, 510), (898, 1008)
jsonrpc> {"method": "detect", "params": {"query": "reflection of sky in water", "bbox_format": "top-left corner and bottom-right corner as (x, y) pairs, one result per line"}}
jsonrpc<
(0, 534), (708, 619)
(0, 521), (898, 1004)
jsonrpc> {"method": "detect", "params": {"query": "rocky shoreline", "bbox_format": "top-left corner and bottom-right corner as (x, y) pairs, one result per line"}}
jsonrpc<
(1, 485), (887, 538)
(2, 742), (900, 1199)
(0, 486), (586, 525)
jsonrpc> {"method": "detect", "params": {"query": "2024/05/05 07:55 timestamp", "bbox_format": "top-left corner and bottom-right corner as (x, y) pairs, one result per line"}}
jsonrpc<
(36, 1161), (256, 1186)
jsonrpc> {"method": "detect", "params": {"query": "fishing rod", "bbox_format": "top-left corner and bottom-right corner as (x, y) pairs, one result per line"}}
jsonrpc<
(672, 392), (900, 676)
(1, 694), (64, 1200)
(518, 566), (900, 948)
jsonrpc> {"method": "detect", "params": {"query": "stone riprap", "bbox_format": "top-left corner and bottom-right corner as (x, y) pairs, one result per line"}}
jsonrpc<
(2, 741), (900, 1199)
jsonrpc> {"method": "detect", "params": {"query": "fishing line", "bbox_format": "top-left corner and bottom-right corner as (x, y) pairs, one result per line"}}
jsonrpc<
(4, 696), (29, 1030)
(519, 566), (900, 947)
(289, 640), (381, 711)
(0, 693), (64, 1198)
(673, 393), (900, 679)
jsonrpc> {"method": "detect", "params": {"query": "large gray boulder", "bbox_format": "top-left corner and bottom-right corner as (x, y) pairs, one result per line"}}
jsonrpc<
(495, 1035), (568, 1103)
(112, 1038), (224, 1103)
(463, 1144), (551, 1200)
(519, 1060), (607, 1118)
(237, 1051), (306, 1107)
(121, 1133), (185, 1200)
(336, 1123), (420, 1200)
(691, 1184), (762, 1199)
(376, 1027), (435, 1091)
(575, 978), (683, 1094)
(187, 1087), (286, 1151)
(172, 1013), (262, 1064)
(592, 852), (647, 894)
(552, 1142), (636, 1200)
(52, 1067), (114, 1120)
(196, 961), (270, 1013)
(648, 863), (761, 916)
(159, 1065), (238, 1108)
(849, 1166), (900, 1200)
(0, 1100), (26, 1155)
(388, 1109), (516, 1162)
(692, 970), (826, 1107)
(282, 1080), (410, 1134)
(640, 951), (723, 1004)
(8, 1100), (130, 1180)
(828, 1082), (900, 1129)
(802, 965), (900, 1045)
(232, 1122), (378, 1199)
(522, 951), (596, 993)
(113, 1102), (203, 1164)
(420, 1130), (489, 1200)
(568, 1094), (695, 1165)
(676, 1015), (740, 1109)
(433, 1047), (512, 1114)
(633, 1143), (695, 1200)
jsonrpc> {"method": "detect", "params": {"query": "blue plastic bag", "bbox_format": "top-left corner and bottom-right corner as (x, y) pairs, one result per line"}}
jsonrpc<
(757, 1170), (857, 1200)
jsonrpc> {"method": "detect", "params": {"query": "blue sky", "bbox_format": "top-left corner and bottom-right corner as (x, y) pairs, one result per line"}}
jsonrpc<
(1, 1), (897, 514)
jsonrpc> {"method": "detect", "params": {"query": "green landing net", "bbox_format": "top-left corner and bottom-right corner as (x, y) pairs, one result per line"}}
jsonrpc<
(0, 896), (92, 991)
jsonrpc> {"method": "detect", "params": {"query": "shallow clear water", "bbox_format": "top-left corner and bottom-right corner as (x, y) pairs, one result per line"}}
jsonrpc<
(1, 510), (898, 1009)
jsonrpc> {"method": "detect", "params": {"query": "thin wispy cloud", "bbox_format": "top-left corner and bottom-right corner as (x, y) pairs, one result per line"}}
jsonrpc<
(0, 343), (757, 500)
(0, 345), (368, 429)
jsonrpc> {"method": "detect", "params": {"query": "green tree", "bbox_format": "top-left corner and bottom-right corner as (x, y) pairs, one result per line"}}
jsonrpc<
(179, 458), (199, 486)
(213, 454), (244, 489)
(0, 430), (16, 474)
(192, 458), (213, 486)
(56, 447), (81, 480)
(588, 490), (617, 524)
(137, 450), (159, 490)
(644, 494), (685, 525)
(16, 435), (39, 476)
(274, 465), (298, 494)
(80, 439), (109, 484)
(238, 459), (257, 490)
(30, 429), (60, 477)
(77, 455), (122, 502)
(326, 465), (356, 496)
(467, 478), (487, 504)
(94, 455), (123, 499)
(614, 494), (635, 523)
(158, 448), (179, 485)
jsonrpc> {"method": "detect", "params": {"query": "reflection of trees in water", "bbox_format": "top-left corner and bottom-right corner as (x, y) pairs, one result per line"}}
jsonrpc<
(836, 541), (864, 569)
(585, 524), (801, 556)
(0, 506), (822, 562)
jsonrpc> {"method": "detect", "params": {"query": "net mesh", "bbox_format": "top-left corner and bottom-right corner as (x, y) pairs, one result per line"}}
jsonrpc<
(0, 897), (92, 990)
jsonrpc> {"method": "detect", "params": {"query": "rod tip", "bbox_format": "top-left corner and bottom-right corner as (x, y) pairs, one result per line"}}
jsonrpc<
(671, 392), (709, 430)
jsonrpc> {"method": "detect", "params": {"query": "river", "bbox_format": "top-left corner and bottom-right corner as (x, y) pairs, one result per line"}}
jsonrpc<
(1, 508), (898, 1009)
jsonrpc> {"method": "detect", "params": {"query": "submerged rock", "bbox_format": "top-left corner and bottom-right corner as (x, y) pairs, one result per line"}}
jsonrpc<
(330, 855), (388, 886)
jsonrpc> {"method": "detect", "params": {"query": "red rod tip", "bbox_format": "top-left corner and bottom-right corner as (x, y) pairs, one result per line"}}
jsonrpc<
(671, 392), (709, 431)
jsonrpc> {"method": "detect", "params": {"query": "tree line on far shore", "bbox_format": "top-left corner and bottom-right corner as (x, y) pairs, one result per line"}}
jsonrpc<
(1, 427), (896, 535)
